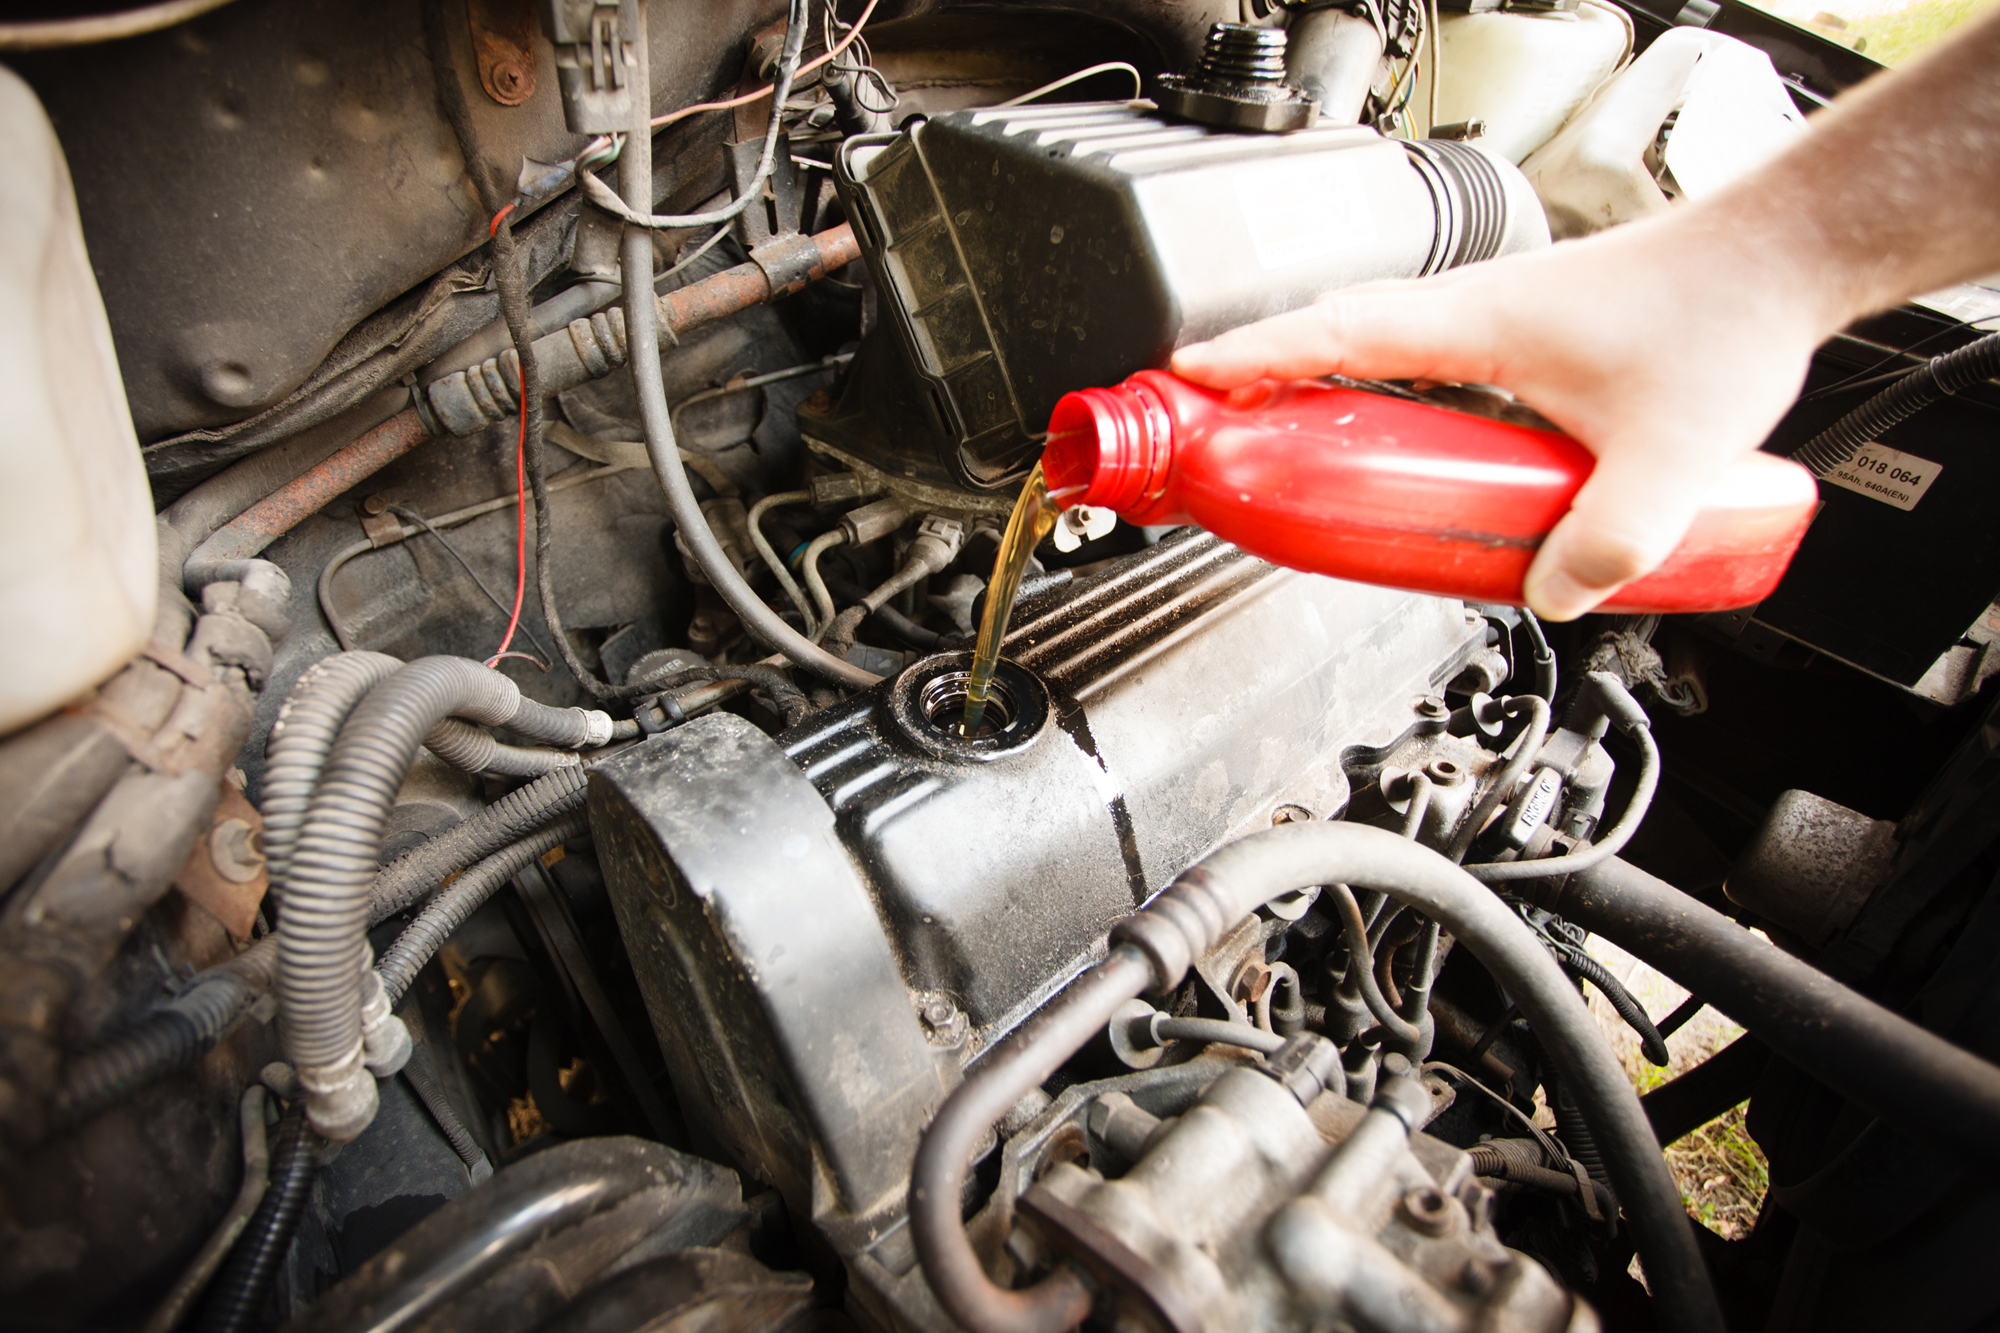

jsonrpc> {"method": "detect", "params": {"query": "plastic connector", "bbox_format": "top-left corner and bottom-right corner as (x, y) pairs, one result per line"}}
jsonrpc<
(358, 970), (412, 1077)
(839, 497), (913, 547)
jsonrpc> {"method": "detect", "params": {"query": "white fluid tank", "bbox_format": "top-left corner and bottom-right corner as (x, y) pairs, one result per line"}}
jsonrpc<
(0, 66), (157, 737)
(1411, 0), (1635, 163)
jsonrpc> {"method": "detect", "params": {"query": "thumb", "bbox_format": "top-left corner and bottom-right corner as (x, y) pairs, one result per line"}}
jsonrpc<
(1524, 439), (1715, 621)
(1172, 274), (1505, 389)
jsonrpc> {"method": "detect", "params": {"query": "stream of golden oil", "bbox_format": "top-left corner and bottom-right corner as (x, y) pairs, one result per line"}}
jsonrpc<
(960, 462), (1060, 737)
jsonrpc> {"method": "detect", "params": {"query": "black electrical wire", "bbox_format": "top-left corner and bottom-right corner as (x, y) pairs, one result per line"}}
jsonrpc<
(1558, 942), (1671, 1067)
(422, 0), (620, 702)
(387, 505), (553, 668)
(1520, 608), (1557, 701)
(1792, 330), (2000, 477)
(195, 1106), (319, 1333)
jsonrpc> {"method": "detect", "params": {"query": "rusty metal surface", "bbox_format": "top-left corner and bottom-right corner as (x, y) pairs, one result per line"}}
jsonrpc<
(204, 409), (433, 565)
(468, 0), (538, 106)
(658, 223), (855, 332)
(171, 782), (268, 941)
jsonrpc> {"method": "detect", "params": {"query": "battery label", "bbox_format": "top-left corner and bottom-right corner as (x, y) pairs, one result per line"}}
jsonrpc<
(1823, 442), (1943, 512)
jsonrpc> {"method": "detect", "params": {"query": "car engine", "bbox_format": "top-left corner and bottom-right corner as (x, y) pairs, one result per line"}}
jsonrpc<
(4, 3), (2000, 1333)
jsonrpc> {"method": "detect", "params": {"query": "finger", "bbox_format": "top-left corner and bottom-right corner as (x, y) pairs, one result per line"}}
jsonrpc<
(1523, 441), (1716, 621)
(1172, 277), (1508, 389)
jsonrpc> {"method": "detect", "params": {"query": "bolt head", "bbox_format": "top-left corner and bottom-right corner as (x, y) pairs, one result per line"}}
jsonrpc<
(922, 998), (956, 1027)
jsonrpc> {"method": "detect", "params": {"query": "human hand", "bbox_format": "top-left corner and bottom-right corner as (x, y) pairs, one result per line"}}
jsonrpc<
(1170, 214), (1836, 620)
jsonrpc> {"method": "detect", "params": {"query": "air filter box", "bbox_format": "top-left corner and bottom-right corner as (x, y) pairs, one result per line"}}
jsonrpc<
(808, 101), (1548, 495)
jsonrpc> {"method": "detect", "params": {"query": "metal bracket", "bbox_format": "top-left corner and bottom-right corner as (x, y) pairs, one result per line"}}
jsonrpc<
(468, 0), (539, 107)
(543, 0), (637, 132)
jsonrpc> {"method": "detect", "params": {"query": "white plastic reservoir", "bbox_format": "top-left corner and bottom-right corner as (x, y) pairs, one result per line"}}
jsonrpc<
(1410, 0), (1635, 163)
(0, 66), (157, 737)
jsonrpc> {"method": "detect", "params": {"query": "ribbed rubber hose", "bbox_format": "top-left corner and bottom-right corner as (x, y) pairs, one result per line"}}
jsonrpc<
(910, 822), (1723, 1333)
(422, 718), (579, 778)
(375, 813), (587, 1005)
(1792, 331), (2000, 477)
(196, 1106), (319, 1333)
(53, 936), (280, 1130)
(1561, 944), (1671, 1066)
(369, 766), (589, 922)
(618, 11), (877, 691)
(55, 972), (255, 1128)
(262, 652), (401, 891)
(281, 657), (587, 1081)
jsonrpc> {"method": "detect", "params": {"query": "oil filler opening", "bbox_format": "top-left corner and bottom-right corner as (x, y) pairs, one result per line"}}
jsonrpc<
(890, 653), (1051, 760)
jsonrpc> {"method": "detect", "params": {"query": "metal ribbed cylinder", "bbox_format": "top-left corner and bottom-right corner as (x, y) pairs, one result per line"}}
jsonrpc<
(1200, 23), (1289, 86)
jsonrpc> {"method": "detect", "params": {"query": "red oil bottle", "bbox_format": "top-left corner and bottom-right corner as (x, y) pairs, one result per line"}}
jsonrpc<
(1041, 370), (1818, 613)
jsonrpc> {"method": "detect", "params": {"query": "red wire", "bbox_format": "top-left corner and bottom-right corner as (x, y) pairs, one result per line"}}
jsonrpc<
(485, 361), (529, 669)
(488, 201), (518, 237)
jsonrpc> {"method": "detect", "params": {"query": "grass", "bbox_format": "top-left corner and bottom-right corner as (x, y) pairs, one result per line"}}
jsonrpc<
(1582, 937), (1770, 1240)
(1755, 0), (2000, 66)
(1843, 0), (2000, 65)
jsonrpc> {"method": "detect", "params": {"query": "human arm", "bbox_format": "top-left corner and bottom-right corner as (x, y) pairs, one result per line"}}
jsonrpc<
(1171, 12), (2000, 620)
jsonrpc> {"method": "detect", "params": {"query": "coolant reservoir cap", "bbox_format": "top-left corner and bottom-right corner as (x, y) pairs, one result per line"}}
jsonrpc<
(890, 653), (1051, 761)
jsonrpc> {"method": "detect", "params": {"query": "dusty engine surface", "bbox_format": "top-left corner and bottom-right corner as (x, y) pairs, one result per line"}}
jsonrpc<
(6, 4), (2000, 1333)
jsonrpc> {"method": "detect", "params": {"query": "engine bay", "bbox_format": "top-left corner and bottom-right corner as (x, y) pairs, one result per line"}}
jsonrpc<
(4, 3), (2000, 1332)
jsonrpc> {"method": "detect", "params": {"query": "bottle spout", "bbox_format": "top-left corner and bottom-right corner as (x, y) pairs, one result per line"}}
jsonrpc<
(1043, 381), (1175, 517)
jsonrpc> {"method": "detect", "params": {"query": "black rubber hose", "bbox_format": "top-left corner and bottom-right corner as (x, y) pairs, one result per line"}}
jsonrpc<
(617, 7), (876, 691)
(1520, 609), (1557, 701)
(1560, 944), (1671, 1066)
(376, 813), (587, 1006)
(370, 766), (588, 922)
(52, 937), (280, 1129)
(1792, 330), (2000, 477)
(1327, 884), (1423, 1047)
(1536, 856), (2000, 1167)
(1154, 1016), (1289, 1055)
(1642, 1033), (1770, 1149)
(196, 1105), (319, 1333)
(876, 603), (945, 650)
(910, 822), (1722, 1333)
(636, 664), (813, 728)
